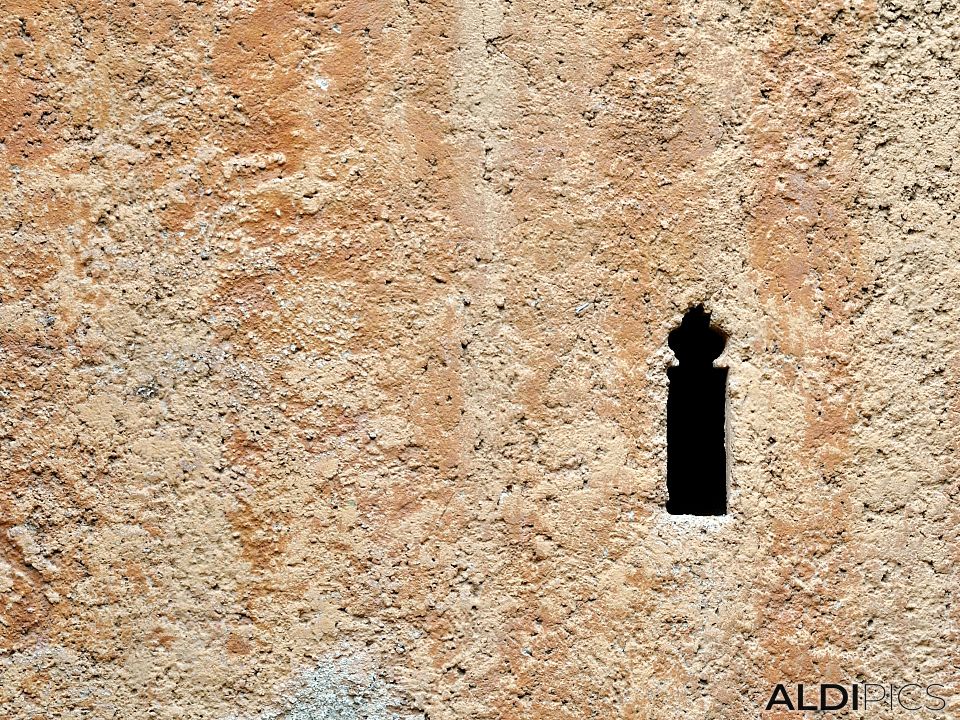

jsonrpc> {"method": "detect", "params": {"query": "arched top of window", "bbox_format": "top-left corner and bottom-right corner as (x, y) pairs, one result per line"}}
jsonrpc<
(668, 305), (725, 367)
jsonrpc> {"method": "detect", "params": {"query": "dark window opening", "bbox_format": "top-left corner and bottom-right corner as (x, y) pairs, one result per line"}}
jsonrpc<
(666, 305), (728, 515)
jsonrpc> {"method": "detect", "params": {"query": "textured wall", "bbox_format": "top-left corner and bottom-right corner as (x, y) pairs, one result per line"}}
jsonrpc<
(1, 0), (958, 717)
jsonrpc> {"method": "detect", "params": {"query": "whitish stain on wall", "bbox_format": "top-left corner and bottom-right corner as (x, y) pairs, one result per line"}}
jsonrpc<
(229, 653), (423, 720)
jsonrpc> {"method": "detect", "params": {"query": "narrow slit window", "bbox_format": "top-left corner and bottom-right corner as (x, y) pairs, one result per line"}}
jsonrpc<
(666, 305), (728, 515)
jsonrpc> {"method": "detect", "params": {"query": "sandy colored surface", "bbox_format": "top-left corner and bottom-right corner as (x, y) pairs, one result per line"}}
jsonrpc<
(1, 0), (958, 717)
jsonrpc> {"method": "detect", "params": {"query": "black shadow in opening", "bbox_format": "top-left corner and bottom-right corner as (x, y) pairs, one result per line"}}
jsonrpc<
(666, 305), (728, 515)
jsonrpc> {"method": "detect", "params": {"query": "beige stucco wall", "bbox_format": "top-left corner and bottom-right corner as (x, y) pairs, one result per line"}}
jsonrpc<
(1, 0), (957, 717)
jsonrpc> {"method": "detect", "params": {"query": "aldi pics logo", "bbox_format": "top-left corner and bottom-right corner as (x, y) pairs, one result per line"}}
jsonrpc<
(765, 683), (947, 712)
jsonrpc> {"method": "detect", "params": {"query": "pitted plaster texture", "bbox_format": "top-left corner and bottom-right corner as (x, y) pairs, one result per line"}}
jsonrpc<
(0, 0), (958, 717)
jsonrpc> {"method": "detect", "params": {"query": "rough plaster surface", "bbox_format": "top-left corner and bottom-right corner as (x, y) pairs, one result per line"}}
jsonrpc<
(1, 0), (958, 717)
